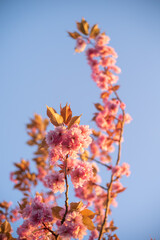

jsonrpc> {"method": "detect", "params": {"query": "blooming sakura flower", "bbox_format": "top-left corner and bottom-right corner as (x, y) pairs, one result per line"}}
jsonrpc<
(98, 134), (108, 151)
(97, 73), (109, 90)
(124, 113), (132, 124)
(104, 99), (120, 115)
(17, 220), (33, 239)
(30, 195), (53, 226)
(10, 207), (21, 222)
(89, 229), (99, 240)
(49, 148), (59, 164)
(22, 204), (32, 219)
(111, 163), (131, 177)
(58, 211), (87, 239)
(75, 185), (95, 205)
(86, 48), (99, 60)
(37, 166), (47, 182)
(111, 198), (118, 207)
(45, 171), (65, 193)
(112, 181), (123, 192)
(17, 195), (53, 239)
(70, 161), (93, 188)
(118, 113), (132, 124)
(75, 37), (87, 53)
(95, 34), (110, 47)
(0, 233), (8, 240)
(46, 124), (92, 160)
(100, 57), (116, 67)
(46, 127), (65, 147)
(96, 112), (109, 130)
(90, 141), (100, 156)
(46, 130), (56, 146)
(121, 162), (131, 177)
(120, 102), (126, 110)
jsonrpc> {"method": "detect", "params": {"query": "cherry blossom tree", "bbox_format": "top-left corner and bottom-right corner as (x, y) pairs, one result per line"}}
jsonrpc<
(0, 19), (132, 240)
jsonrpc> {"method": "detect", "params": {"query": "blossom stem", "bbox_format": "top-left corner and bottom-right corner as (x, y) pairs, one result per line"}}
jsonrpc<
(98, 110), (125, 240)
(92, 182), (108, 191)
(42, 222), (59, 239)
(61, 155), (69, 224)
(88, 157), (111, 169)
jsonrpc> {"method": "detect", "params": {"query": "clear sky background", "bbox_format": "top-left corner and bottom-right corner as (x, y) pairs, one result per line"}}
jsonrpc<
(0, 0), (160, 239)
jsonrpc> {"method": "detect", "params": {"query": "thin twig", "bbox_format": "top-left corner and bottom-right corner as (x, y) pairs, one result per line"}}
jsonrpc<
(98, 108), (125, 240)
(61, 155), (69, 224)
(88, 156), (112, 169)
(92, 182), (108, 191)
(42, 222), (59, 239)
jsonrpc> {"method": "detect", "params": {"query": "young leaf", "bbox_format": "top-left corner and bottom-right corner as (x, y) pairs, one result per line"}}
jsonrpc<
(112, 85), (120, 91)
(60, 104), (72, 125)
(81, 18), (89, 35)
(46, 105), (63, 126)
(92, 129), (101, 137)
(0, 221), (12, 233)
(101, 91), (110, 99)
(82, 216), (95, 230)
(70, 201), (83, 211)
(81, 209), (95, 219)
(39, 138), (48, 150)
(76, 18), (89, 35)
(52, 206), (63, 219)
(94, 103), (104, 111)
(67, 114), (82, 129)
(68, 31), (81, 39)
(90, 24), (100, 39)
(80, 150), (89, 161)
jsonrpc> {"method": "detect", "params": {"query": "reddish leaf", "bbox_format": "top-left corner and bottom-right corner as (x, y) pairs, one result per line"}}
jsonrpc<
(46, 105), (63, 126)
(67, 115), (82, 129)
(68, 31), (81, 39)
(60, 104), (72, 125)
(90, 24), (100, 39)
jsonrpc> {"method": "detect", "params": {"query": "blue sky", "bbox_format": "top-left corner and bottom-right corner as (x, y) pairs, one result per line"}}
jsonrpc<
(0, 0), (160, 239)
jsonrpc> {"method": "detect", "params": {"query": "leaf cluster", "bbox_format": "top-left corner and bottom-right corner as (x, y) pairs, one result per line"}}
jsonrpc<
(68, 18), (101, 40)
(46, 104), (82, 129)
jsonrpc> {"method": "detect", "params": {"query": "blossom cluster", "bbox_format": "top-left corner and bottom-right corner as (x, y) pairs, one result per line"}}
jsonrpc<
(46, 124), (92, 160)
(17, 195), (53, 239)
(0, 19), (132, 240)
(57, 211), (87, 239)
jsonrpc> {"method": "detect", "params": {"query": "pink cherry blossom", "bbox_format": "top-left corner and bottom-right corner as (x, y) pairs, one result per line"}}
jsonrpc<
(95, 34), (110, 47)
(75, 37), (87, 53)
(70, 160), (93, 188)
(58, 211), (87, 239)
(45, 171), (65, 193)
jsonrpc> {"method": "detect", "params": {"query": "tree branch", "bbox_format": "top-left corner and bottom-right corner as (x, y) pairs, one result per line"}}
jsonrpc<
(98, 109), (125, 240)
(61, 155), (69, 224)
(42, 222), (59, 239)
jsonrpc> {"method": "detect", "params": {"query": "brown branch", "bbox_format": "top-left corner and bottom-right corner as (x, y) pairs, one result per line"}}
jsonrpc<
(98, 110), (125, 240)
(88, 156), (112, 169)
(92, 182), (108, 191)
(42, 222), (59, 239)
(61, 155), (69, 224)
